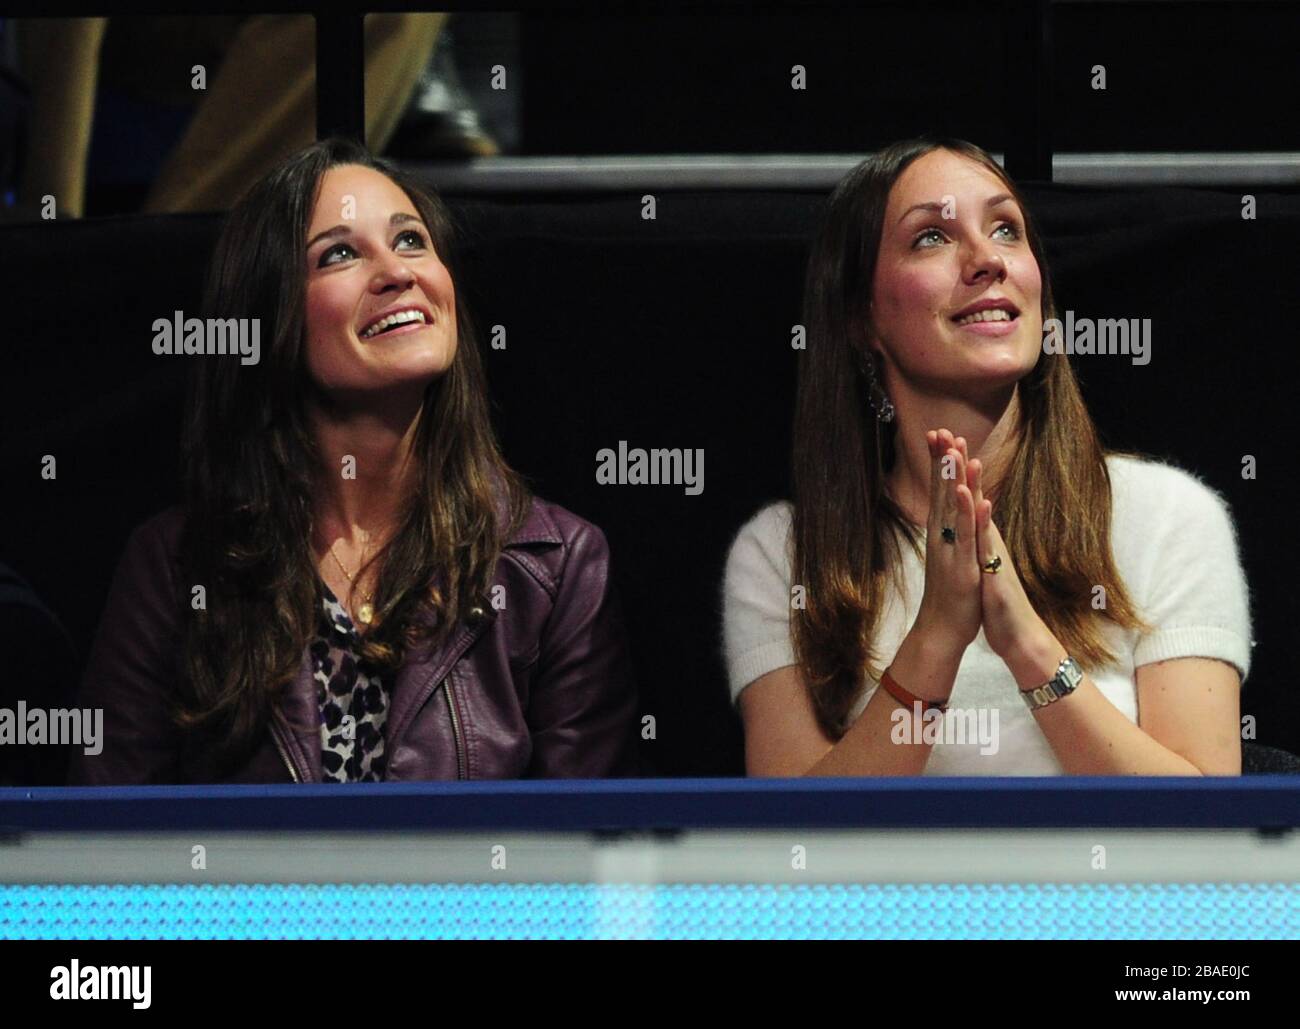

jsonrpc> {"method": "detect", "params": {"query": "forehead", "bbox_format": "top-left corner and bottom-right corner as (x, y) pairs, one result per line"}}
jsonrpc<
(309, 164), (416, 226)
(888, 149), (1014, 214)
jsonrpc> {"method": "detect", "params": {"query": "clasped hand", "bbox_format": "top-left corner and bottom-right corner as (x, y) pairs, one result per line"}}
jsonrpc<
(914, 428), (1048, 661)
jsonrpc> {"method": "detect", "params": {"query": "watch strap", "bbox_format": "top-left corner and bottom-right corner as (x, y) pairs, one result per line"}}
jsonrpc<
(1021, 656), (1083, 711)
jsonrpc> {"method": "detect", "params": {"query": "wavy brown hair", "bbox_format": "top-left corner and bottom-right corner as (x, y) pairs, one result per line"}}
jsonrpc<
(175, 137), (530, 773)
(791, 137), (1153, 740)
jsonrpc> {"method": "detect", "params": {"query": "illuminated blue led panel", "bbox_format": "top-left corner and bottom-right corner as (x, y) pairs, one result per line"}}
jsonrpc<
(2, 883), (1297, 939)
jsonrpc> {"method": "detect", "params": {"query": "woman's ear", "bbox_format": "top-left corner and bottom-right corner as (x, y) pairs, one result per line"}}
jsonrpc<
(852, 341), (880, 386)
(853, 310), (885, 373)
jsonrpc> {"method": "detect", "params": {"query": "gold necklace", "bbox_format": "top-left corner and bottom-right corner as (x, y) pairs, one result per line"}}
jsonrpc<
(328, 535), (375, 626)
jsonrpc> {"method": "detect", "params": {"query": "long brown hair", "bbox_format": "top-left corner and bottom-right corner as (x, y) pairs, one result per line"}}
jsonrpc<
(175, 137), (530, 772)
(790, 136), (1152, 740)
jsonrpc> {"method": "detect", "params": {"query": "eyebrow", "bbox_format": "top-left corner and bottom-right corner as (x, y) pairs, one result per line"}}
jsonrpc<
(897, 193), (1016, 226)
(306, 211), (424, 251)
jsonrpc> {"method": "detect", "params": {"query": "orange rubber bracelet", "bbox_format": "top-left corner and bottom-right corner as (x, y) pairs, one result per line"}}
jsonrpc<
(880, 666), (949, 714)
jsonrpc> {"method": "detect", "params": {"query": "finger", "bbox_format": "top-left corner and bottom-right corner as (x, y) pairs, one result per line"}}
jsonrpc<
(960, 474), (978, 558)
(978, 496), (995, 570)
(925, 428), (946, 522)
(931, 429), (950, 490)
(943, 438), (966, 542)
(974, 494), (986, 567)
(967, 458), (984, 556)
(954, 482), (976, 560)
(927, 429), (948, 534)
(967, 456), (982, 502)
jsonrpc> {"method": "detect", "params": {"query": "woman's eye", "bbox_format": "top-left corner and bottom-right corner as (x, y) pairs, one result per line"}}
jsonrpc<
(319, 242), (356, 267)
(912, 222), (1022, 250)
(317, 230), (426, 267)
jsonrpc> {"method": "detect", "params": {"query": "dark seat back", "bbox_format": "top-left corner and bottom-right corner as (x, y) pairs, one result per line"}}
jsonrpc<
(1, 184), (1296, 777)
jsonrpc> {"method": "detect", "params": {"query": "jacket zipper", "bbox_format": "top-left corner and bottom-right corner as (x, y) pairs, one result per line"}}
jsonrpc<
(442, 676), (467, 780)
(270, 710), (302, 783)
(384, 611), (495, 781)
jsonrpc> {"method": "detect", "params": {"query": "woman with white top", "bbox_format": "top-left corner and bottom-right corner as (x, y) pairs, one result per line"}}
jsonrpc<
(722, 137), (1252, 777)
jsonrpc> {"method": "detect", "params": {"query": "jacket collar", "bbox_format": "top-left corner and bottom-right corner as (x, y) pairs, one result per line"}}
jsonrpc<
(274, 488), (558, 782)
(499, 490), (562, 548)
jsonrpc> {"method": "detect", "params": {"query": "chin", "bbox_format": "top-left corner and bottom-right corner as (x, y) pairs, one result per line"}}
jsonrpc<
(380, 340), (457, 378)
(384, 362), (454, 391)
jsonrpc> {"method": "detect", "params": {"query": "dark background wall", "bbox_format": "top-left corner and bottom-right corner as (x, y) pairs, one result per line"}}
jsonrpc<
(520, 3), (1300, 155)
(2, 182), (1297, 776)
(1, 2), (1296, 781)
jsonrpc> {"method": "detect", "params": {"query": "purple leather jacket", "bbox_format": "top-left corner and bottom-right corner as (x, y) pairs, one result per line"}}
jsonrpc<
(68, 497), (641, 784)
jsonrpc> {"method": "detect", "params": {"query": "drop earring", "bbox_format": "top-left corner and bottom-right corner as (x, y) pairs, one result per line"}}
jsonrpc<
(861, 349), (895, 424)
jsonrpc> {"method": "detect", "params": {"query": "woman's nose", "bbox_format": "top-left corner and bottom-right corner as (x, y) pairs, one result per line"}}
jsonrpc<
(373, 253), (417, 291)
(963, 240), (1007, 283)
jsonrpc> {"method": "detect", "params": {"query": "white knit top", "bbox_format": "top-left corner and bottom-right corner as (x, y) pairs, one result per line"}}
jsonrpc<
(721, 454), (1255, 775)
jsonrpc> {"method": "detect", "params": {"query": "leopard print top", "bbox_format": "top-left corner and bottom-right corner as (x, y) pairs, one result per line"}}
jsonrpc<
(311, 584), (394, 783)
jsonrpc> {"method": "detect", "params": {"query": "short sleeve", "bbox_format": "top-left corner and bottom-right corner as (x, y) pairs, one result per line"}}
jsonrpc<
(1129, 470), (1254, 684)
(721, 502), (799, 704)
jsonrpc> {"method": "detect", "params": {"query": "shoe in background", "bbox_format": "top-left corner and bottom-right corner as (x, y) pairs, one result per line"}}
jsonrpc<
(387, 24), (501, 159)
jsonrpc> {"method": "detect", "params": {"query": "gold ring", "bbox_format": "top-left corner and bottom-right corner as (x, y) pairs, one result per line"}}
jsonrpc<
(981, 555), (1002, 574)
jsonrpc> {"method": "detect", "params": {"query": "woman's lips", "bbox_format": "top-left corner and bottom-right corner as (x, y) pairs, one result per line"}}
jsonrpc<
(953, 316), (1018, 337)
(360, 320), (432, 341)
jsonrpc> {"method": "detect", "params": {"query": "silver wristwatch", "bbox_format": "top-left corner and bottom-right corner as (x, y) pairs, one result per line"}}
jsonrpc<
(1021, 656), (1083, 711)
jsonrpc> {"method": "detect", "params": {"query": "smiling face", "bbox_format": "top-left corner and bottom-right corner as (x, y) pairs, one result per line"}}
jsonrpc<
(303, 164), (457, 400)
(867, 148), (1043, 396)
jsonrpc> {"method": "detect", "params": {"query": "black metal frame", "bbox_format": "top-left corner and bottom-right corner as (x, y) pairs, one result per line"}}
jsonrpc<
(315, 1), (1056, 179)
(1003, 0), (1052, 181)
(315, 14), (366, 143)
(3, 1), (1061, 182)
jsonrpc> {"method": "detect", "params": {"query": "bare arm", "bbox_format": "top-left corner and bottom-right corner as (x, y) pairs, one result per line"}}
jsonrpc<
(734, 429), (979, 778)
(739, 619), (966, 777)
(974, 457), (1249, 776)
(1001, 634), (1238, 775)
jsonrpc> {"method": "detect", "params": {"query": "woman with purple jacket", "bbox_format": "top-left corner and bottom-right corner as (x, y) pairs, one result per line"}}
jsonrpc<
(71, 138), (639, 784)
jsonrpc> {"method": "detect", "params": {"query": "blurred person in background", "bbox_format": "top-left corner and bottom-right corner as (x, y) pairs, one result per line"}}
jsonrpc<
(10, 13), (499, 218)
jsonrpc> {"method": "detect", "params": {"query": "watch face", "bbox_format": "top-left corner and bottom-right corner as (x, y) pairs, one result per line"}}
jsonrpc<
(1061, 658), (1084, 689)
